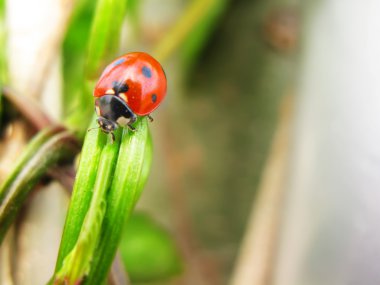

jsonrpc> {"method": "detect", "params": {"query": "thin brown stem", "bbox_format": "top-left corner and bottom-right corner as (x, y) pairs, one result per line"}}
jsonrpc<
(229, 95), (294, 285)
(108, 252), (130, 285)
(2, 86), (55, 130)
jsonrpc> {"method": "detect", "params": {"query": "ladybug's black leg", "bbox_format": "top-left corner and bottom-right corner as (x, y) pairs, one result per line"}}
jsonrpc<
(127, 114), (137, 132)
(109, 132), (115, 144)
(147, 115), (154, 122)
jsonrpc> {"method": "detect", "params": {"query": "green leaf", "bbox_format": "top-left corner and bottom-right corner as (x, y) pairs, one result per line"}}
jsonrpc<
(120, 213), (183, 282)
(62, 0), (97, 118)
(55, 126), (121, 285)
(52, 118), (152, 285)
(0, 127), (79, 244)
(83, 118), (152, 284)
(153, 0), (226, 63)
(0, 0), (7, 85)
(53, 117), (108, 273)
(0, 0), (8, 120)
(85, 0), (127, 80)
(64, 0), (127, 137)
(181, 0), (229, 72)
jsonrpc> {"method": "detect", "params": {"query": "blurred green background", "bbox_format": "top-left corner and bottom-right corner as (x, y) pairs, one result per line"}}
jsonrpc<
(0, 0), (298, 284)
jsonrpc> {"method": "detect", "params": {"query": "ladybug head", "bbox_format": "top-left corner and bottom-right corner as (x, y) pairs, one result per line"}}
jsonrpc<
(94, 95), (137, 142)
(97, 117), (117, 142)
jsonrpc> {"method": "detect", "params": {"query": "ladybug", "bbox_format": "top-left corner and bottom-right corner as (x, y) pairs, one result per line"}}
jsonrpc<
(93, 52), (167, 141)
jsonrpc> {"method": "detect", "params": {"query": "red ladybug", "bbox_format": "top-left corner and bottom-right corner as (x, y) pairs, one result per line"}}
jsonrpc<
(93, 52), (167, 140)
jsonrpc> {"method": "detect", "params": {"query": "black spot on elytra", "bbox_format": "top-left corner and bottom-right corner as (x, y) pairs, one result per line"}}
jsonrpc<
(112, 81), (129, 93)
(118, 83), (129, 93)
(151, 94), (157, 103)
(142, 66), (152, 78)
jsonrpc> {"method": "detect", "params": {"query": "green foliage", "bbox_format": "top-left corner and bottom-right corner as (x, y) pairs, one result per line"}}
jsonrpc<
(181, 0), (229, 72)
(62, 0), (97, 119)
(53, 117), (108, 275)
(0, 0), (7, 118)
(85, 0), (127, 79)
(54, 0), (227, 282)
(153, 0), (228, 63)
(52, 118), (153, 285)
(55, 124), (121, 284)
(0, 127), (78, 244)
(126, 0), (140, 36)
(64, 0), (127, 137)
(84, 118), (153, 284)
(1, 0), (230, 282)
(120, 213), (183, 282)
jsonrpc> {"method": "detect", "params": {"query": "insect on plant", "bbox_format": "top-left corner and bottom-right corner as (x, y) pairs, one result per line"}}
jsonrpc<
(92, 52), (167, 142)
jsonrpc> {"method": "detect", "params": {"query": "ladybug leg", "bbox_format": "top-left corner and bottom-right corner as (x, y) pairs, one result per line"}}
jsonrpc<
(127, 114), (137, 132)
(109, 132), (115, 144)
(147, 115), (154, 122)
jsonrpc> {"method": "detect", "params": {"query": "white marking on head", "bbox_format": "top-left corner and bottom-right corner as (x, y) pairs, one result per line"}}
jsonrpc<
(95, 106), (101, 116)
(105, 89), (115, 95)
(118, 92), (128, 102)
(116, 116), (129, 127)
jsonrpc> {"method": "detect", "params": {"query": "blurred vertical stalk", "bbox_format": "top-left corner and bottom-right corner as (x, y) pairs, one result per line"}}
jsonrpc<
(273, 2), (380, 285)
(152, 0), (227, 63)
(0, 0), (7, 123)
(65, 0), (127, 136)
(0, 0), (7, 86)
(0, 1), (17, 285)
(85, 0), (126, 79)
(229, 96), (293, 285)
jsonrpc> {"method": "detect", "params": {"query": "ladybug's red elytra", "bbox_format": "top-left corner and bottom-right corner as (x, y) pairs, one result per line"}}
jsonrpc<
(93, 52), (167, 141)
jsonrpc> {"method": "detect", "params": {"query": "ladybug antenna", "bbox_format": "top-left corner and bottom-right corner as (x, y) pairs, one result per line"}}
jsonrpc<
(87, 126), (100, 132)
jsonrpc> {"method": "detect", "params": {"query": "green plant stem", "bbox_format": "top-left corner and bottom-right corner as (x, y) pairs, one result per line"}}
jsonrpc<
(55, 128), (121, 285)
(0, 127), (79, 244)
(54, 117), (107, 271)
(0, 0), (7, 85)
(152, 0), (219, 62)
(85, 0), (127, 80)
(65, 0), (127, 136)
(0, 0), (8, 120)
(52, 118), (152, 285)
(84, 118), (152, 285)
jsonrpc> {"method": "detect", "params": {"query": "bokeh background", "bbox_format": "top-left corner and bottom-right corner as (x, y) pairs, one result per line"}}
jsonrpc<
(2, 0), (380, 285)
